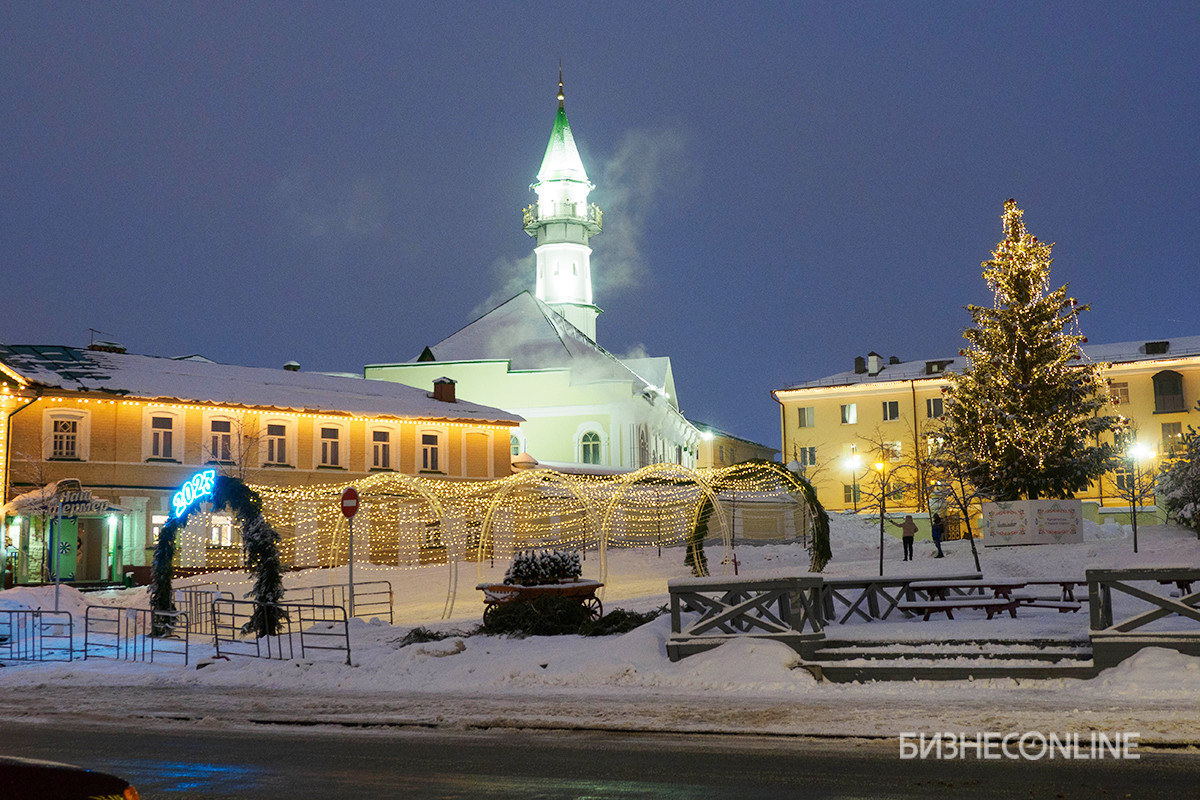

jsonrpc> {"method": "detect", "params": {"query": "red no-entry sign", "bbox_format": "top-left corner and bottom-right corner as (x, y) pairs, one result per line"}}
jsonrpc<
(341, 487), (359, 518)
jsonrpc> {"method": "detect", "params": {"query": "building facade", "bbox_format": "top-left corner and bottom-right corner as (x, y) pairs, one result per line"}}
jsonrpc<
(0, 344), (520, 585)
(773, 337), (1200, 519)
(366, 76), (702, 472)
(691, 422), (779, 469)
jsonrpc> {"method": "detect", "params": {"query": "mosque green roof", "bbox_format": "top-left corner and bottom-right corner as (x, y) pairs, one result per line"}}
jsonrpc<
(536, 104), (589, 185)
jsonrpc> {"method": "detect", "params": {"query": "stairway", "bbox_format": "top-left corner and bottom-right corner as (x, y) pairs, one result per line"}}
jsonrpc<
(802, 637), (1097, 682)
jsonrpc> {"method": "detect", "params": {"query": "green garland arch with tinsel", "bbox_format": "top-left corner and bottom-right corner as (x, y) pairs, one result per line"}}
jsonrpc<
(150, 474), (286, 636)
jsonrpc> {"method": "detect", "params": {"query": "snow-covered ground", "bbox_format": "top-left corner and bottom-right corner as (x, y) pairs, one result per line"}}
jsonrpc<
(2, 514), (1199, 744)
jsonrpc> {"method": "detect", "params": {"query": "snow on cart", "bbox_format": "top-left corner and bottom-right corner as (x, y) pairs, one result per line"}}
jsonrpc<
(476, 549), (603, 625)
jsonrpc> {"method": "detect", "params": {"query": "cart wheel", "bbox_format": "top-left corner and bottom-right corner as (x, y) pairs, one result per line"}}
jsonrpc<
(582, 596), (603, 621)
(483, 603), (498, 626)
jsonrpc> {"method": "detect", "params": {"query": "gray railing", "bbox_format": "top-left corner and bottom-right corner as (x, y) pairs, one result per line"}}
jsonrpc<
(287, 580), (394, 623)
(174, 586), (233, 635)
(819, 573), (983, 624)
(213, 599), (351, 665)
(84, 606), (190, 665)
(1087, 567), (1200, 668)
(667, 573), (825, 661)
(0, 609), (74, 662)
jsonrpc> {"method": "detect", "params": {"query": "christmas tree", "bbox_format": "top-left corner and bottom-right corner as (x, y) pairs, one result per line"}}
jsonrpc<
(940, 199), (1118, 500)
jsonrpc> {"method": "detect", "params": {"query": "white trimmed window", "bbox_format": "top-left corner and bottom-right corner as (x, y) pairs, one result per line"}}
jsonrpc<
(264, 422), (289, 465)
(420, 430), (444, 473)
(209, 514), (236, 548)
(840, 404), (857, 424)
(149, 514), (168, 548)
(142, 408), (183, 462)
(318, 424), (345, 468)
(208, 417), (234, 463)
(797, 407), (814, 428)
(581, 431), (602, 465)
(371, 428), (393, 470)
(926, 397), (944, 419)
(44, 409), (90, 461)
(151, 416), (174, 459)
(882, 400), (900, 421)
(799, 446), (817, 468)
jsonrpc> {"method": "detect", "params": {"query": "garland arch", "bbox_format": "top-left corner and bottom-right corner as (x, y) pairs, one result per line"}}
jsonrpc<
(150, 473), (285, 636)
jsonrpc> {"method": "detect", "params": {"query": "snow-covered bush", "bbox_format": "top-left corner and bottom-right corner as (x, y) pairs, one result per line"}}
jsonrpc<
(1159, 425), (1200, 537)
(503, 548), (582, 586)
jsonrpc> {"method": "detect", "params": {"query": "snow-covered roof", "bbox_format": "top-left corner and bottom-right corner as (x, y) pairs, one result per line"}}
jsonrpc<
(391, 292), (665, 396)
(784, 335), (1200, 390)
(688, 421), (779, 453)
(0, 344), (523, 424)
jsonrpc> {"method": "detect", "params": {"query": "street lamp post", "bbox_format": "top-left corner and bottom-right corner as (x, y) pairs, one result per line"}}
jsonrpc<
(844, 455), (863, 512)
(875, 461), (887, 577)
(1128, 443), (1155, 555)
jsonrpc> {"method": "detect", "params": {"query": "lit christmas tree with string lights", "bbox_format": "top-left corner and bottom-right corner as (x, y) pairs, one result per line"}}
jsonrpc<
(939, 199), (1119, 501)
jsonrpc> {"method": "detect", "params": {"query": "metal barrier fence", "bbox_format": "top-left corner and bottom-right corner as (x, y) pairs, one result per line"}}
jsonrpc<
(286, 580), (394, 623)
(174, 586), (234, 635)
(213, 599), (351, 665)
(83, 606), (190, 665)
(0, 609), (74, 662)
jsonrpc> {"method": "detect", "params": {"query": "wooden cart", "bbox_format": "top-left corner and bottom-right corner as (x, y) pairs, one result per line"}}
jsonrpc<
(476, 579), (604, 625)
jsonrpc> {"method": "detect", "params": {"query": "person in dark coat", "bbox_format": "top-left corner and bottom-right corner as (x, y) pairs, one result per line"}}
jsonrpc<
(931, 513), (945, 558)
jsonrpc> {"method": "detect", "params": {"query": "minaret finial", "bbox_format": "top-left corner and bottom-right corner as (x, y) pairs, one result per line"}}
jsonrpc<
(557, 63), (564, 110)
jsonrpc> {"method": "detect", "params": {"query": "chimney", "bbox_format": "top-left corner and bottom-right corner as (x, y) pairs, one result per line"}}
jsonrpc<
(854, 356), (867, 374)
(867, 352), (882, 376)
(433, 377), (456, 403)
(283, 360), (301, 372)
(888, 355), (900, 365)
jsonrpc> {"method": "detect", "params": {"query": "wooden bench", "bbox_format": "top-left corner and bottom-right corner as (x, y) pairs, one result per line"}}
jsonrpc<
(1021, 579), (1088, 602)
(896, 597), (1020, 621)
(1012, 595), (1082, 613)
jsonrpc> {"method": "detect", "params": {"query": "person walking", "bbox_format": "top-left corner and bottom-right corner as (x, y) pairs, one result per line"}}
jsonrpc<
(931, 513), (945, 558)
(889, 514), (918, 561)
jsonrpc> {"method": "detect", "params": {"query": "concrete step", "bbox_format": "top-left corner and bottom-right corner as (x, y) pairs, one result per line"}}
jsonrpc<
(811, 646), (1092, 663)
(802, 660), (1099, 683)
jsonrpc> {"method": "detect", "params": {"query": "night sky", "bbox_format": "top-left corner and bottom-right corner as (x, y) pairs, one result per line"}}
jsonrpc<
(3, 3), (1198, 450)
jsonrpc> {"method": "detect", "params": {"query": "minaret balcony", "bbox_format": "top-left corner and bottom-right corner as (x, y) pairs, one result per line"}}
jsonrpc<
(522, 202), (603, 235)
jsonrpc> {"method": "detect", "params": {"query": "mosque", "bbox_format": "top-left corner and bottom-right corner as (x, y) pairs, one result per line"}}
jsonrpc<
(366, 76), (709, 472)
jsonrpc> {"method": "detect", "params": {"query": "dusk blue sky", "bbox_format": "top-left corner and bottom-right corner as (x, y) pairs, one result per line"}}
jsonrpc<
(3, 3), (1198, 450)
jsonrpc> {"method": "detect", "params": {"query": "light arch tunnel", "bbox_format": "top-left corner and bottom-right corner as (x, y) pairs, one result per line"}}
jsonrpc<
(177, 463), (824, 618)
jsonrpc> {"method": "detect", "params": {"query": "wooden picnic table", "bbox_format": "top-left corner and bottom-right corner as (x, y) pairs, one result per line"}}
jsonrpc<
(1022, 579), (1089, 602)
(904, 578), (1085, 618)
(896, 596), (1022, 621)
(908, 578), (1029, 601)
(1158, 578), (1196, 595)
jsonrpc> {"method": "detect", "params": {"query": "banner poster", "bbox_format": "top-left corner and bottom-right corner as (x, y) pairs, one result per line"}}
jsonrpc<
(983, 499), (1082, 546)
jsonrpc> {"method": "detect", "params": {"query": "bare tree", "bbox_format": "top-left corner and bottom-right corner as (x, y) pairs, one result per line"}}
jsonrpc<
(854, 429), (917, 576)
(923, 430), (985, 573)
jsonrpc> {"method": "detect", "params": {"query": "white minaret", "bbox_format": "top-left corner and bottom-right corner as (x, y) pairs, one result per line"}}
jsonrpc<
(523, 71), (603, 341)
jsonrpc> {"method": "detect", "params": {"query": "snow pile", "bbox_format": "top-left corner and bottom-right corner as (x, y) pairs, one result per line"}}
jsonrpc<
(2, 517), (1199, 741)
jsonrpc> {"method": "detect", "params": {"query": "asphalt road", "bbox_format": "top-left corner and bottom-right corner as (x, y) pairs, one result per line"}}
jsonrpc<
(3, 720), (1200, 799)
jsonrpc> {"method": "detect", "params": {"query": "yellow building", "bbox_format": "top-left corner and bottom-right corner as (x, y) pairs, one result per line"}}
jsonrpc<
(690, 422), (778, 469)
(0, 343), (520, 585)
(773, 337), (1200, 520)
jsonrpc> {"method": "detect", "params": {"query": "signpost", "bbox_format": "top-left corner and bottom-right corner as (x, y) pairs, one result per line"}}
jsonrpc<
(341, 487), (359, 618)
